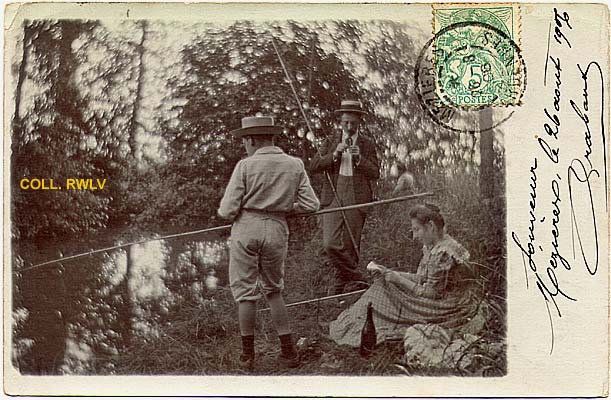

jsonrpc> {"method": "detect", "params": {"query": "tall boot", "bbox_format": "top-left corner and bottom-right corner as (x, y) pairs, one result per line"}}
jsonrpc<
(278, 333), (300, 368)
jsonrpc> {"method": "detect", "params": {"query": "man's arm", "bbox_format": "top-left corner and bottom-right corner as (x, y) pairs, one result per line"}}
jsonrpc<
(309, 135), (338, 173)
(355, 138), (380, 179)
(293, 161), (320, 213)
(217, 161), (246, 221)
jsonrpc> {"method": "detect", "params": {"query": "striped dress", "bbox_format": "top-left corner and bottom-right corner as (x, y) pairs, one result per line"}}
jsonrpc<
(329, 234), (480, 347)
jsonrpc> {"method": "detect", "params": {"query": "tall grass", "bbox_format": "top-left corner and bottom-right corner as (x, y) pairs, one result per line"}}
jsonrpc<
(114, 170), (506, 375)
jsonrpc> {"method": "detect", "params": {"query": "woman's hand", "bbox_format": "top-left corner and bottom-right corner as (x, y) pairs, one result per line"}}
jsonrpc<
(366, 262), (421, 293)
(366, 261), (388, 280)
(384, 270), (420, 292)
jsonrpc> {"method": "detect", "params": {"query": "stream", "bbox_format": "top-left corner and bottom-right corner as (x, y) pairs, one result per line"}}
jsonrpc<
(12, 230), (228, 374)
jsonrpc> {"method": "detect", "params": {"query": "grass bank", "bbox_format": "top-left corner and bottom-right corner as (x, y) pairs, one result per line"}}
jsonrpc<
(114, 172), (506, 376)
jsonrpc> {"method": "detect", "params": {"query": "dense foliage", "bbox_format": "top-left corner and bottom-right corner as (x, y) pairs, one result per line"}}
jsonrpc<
(10, 18), (505, 375)
(11, 19), (503, 238)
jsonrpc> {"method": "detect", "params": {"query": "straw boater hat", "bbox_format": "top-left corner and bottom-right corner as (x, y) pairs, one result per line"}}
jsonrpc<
(230, 116), (283, 137)
(334, 100), (367, 115)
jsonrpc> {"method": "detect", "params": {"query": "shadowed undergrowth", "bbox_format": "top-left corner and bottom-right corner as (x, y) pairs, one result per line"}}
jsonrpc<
(113, 172), (506, 376)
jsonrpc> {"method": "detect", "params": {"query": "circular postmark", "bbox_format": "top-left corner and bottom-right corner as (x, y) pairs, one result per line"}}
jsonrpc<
(415, 21), (527, 134)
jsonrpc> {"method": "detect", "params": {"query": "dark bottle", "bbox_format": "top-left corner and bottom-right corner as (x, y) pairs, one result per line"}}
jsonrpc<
(360, 302), (376, 357)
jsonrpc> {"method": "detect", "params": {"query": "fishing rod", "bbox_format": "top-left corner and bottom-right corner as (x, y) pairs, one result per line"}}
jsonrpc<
(295, 191), (433, 217)
(18, 225), (233, 272)
(270, 37), (361, 259)
(257, 288), (367, 313)
(19, 191), (434, 272)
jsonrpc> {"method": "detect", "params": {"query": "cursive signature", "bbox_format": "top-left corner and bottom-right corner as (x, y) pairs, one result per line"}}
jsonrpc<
(567, 61), (607, 276)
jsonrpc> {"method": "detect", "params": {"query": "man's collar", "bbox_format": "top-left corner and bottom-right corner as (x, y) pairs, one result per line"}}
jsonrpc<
(341, 130), (359, 142)
(253, 146), (283, 155)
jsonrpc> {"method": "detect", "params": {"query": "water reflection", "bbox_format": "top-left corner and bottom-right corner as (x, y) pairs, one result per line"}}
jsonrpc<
(13, 234), (228, 375)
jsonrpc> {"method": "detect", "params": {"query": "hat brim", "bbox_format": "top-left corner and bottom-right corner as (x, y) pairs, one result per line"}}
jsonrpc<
(334, 109), (367, 115)
(230, 125), (284, 137)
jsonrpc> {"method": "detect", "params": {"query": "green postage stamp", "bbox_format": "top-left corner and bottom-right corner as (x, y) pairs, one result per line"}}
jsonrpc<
(433, 4), (523, 107)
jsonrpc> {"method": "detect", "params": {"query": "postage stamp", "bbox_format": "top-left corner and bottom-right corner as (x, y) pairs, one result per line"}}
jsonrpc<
(432, 4), (523, 107)
(415, 20), (526, 133)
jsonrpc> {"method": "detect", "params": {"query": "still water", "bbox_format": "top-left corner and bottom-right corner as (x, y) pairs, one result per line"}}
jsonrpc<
(12, 232), (228, 374)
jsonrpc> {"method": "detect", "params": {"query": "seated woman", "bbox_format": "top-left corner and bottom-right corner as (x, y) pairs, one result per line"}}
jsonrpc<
(329, 203), (479, 347)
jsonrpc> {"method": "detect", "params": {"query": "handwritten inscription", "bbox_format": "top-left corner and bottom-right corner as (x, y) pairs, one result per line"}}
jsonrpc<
(511, 8), (607, 354)
(539, 56), (561, 163)
(553, 8), (573, 48)
(568, 61), (606, 276)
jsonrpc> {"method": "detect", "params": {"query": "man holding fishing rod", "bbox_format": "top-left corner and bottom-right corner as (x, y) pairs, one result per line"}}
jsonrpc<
(218, 116), (320, 370)
(310, 100), (380, 295)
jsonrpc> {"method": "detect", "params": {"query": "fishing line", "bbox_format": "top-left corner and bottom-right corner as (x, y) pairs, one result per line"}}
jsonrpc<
(18, 192), (435, 273)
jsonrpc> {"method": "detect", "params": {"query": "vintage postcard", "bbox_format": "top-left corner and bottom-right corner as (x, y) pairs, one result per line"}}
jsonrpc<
(3, 2), (609, 397)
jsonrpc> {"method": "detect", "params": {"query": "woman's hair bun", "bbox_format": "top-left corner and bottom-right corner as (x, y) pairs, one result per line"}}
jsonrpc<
(409, 203), (445, 230)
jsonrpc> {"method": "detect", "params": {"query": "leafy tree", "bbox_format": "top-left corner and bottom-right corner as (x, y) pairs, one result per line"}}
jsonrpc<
(10, 18), (150, 374)
(132, 21), (361, 228)
(11, 20), (111, 240)
(9, 18), (506, 375)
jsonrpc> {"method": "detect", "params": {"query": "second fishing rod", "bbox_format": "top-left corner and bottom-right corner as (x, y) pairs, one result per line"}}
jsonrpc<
(270, 37), (362, 260)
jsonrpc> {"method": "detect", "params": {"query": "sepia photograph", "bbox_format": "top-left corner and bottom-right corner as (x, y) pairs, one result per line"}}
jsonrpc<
(3, 2), (608, 397)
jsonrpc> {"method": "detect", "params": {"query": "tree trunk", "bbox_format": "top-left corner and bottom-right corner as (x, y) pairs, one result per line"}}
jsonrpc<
(12, 20), (32, 134)
(20, 266), (67, 374)
(121, 246), (135, 347)
(128, 21), (148, 159)
(54, 21), (82, 119)
(479, 108), (494, 200)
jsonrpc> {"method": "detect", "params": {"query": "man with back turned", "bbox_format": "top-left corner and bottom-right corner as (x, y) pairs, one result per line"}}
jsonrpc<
(310, 100), (380, 295)
(218, 116), (320, 371)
